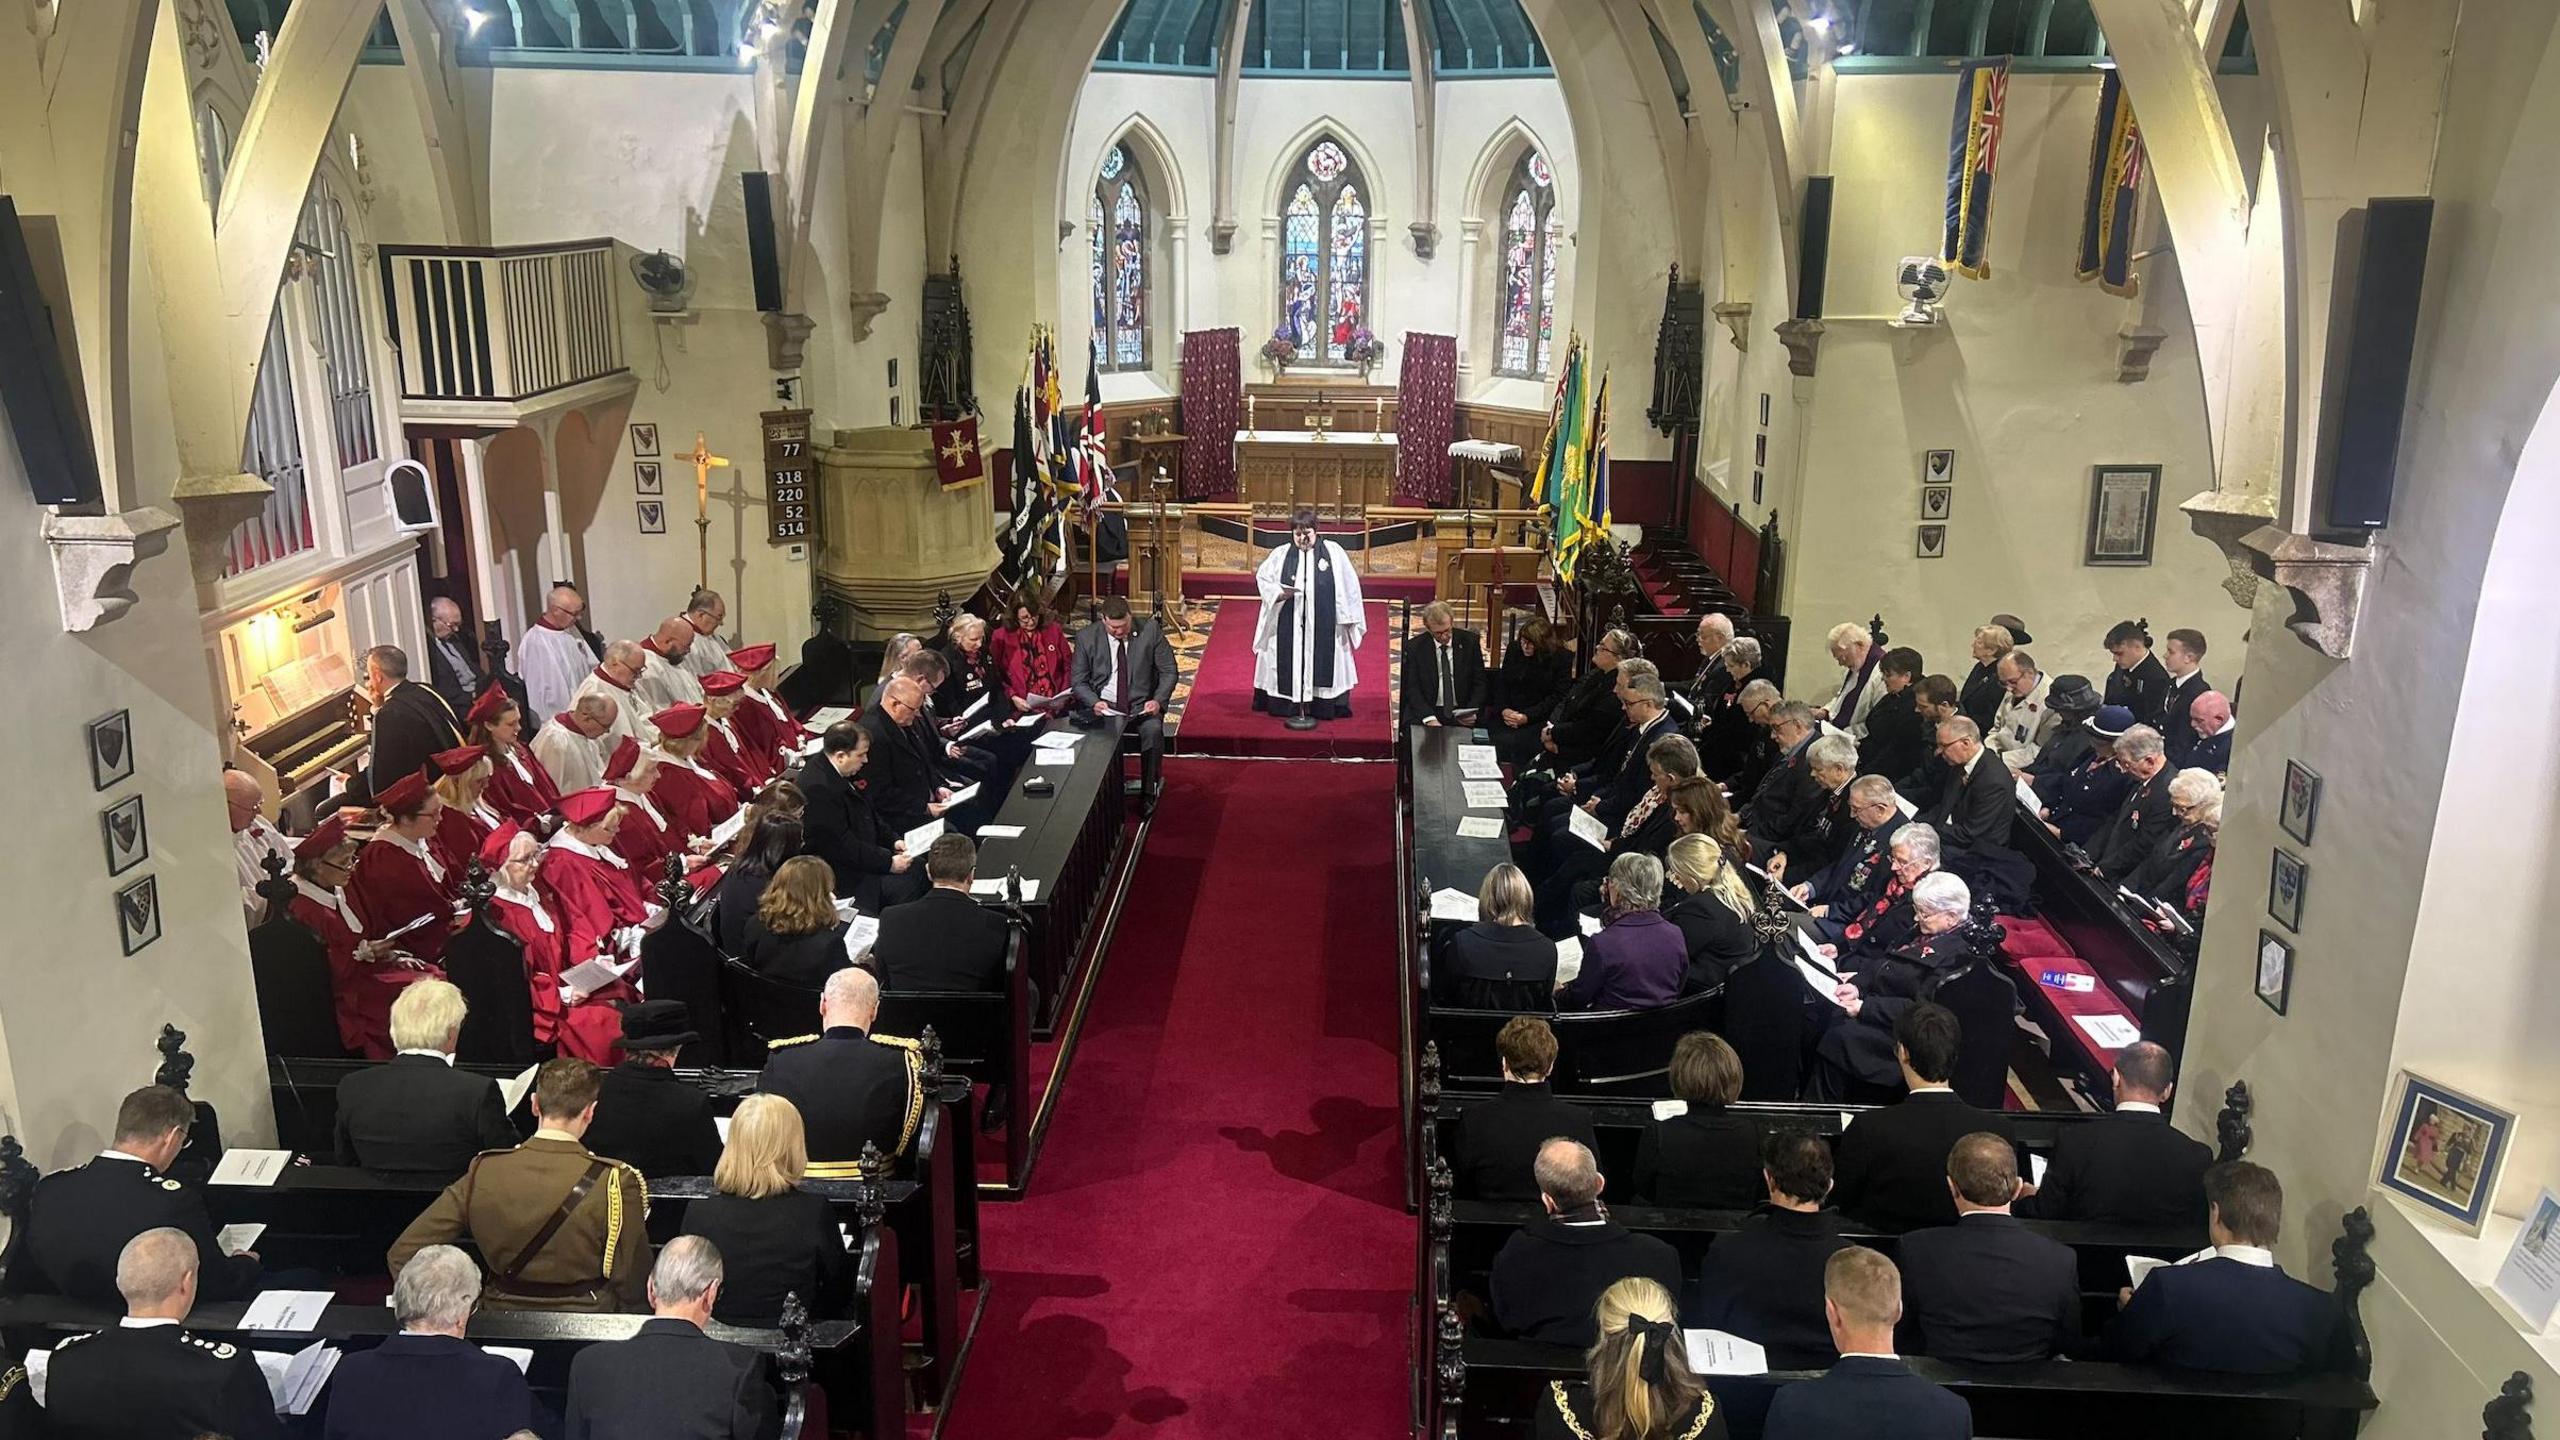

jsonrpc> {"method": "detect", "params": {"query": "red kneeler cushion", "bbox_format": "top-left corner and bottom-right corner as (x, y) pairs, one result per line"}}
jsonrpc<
(1996, 913), (2142, 1079)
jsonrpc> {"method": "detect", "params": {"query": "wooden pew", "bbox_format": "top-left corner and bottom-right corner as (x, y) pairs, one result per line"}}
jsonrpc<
(2010, 809), (2197, 1095)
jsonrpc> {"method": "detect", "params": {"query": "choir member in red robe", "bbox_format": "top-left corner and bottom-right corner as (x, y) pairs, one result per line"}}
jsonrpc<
(538, 788), (662, 978)
(647, 702), (740, 844)
(729, 643), (807, 774)
(429, 745), (503, 877)
(292, 813), (436, 1059)
(486, 823), (625, 1064)
(344, 771), (464, 964)
(600, 736), (679, 878)
(699, 671), (768, 795)
(469, 685), (562, 827)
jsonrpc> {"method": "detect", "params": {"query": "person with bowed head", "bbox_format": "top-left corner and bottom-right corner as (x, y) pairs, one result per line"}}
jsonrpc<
(726, 643), (808, 768)
(1535, 1276), (1728, 1439)
(601, 736), (678, 876)
(647, 703), (740, 845)
(697, 671), (769, 796)
(293, 812), (438, 1060)
(428, 745), (502, 877)
(345, 770), (464, 966)
(491, 817), (632, 1064)
(537, 789), (661, 986)
(467, 684), (561, 827)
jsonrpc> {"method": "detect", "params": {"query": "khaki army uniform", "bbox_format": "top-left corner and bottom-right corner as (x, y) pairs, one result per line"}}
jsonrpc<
(387, 1132), (652, 1312)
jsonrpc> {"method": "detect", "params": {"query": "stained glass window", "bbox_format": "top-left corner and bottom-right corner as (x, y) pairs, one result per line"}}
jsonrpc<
(1495, 150), (1561, 380)
(1090, 145), (1150, 372)
(1276, 137), (1372, 364)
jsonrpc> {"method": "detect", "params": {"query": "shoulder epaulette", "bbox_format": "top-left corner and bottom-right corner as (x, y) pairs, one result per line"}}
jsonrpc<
(872, 1032), (921, 1052)
(766, 1033), (820, 1050)
(1, 1363), (23, 1400)
(52, 1331), (92, 1350)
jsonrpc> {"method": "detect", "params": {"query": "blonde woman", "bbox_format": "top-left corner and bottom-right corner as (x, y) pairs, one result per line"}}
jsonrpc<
(427, 745), (502, 877)
(678, 1094), (855, 1324)
(1537, 1276), (1724, 1439)
(1959, 622), (2015, 732)
(1662, 833), (1756, 991)
(1438, 861), (1559, 1010)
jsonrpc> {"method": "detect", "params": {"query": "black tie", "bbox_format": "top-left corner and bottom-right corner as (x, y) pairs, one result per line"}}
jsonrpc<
(1115, 638), (1130, 709)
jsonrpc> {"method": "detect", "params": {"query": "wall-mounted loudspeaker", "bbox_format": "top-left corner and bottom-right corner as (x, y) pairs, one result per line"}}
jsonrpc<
(387, 457), (438, 531)
(2313, 197), (2432, 534)
(1795, 177), (1835, 321)
(742, 171), (784, 314)
(0, 196), (103, 508)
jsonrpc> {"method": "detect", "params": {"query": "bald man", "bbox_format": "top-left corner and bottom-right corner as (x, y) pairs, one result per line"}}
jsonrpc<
(519, 582), (599, 722)
(41, 1227), (282, 1440)
(2185, 691), (2235, 775)
(423, 596), (489, 713)
(574, 641), (656, 751)
(227, 770), (292, 923)
(635, 616), (707, 714)
(756, 969), (927, 1171)
(678, 589), (733, 680)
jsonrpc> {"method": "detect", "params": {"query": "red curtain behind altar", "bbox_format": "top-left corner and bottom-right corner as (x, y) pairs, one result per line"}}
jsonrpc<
(1393, 333), (1458, 504)
(1178, 328), (1241, 499)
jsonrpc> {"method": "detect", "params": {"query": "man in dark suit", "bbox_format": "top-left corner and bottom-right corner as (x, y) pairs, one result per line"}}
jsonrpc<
(2106, 1160), (2341, 1373)
(1896, 1132), (2079, 1362)
(855, 677), (947, 834)
(1694, 1129), (1853, 1368)
(1488, 1138), (1683, 1348)
(322, 1243), (541, 1440)
(1762, 1247), (1973, 1440)
(874, 833), (1013, 992)
(363, 644), (465, 793)
(334, 980), (520, 1181)
(1855, 647), (1929, 783)
(1923, 717), (2014, 854)
(584, 1002), (724, 1178)
(1070, 597), (1178, 811)
(1545, 632), (1632, 770)
(2086, 724), (2176, 879)
(423, 597), (492, 714)
(2016, 1041), (2211, 1227)
(1452, 1017), (1597, 1201)
(2184, 690), (2235, 775)
(1741, 703), (1830, 853)
(1567, 667), (1678, 833)
(791, 722), (927, 911)
(1399, 601), (1487, 728)
(563, 1237), (780, 1439)
(39, 1228), (282, 1440)
(1832, 1004), (2012, 1232)
(8, 1085), (261, 1305)
(1893, 675), (1961, 806)
(2158, 629), (2211, 766)
(758, 968), (925, 1172)
(1785, 776), (1905, 921)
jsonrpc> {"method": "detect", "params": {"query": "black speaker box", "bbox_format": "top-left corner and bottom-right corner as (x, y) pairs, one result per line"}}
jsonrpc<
(2315, 197), (2432, 533)
(1795, 176), (1835, 321)
(742, 171), (784, 314)
(0, 196), (103, 508)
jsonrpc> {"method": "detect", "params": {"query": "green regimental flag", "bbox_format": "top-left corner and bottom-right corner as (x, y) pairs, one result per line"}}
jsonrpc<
(1536, 338), (1590, 581)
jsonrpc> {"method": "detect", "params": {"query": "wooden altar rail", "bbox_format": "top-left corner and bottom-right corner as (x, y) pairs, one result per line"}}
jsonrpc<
(1075, 501), (1552, 602)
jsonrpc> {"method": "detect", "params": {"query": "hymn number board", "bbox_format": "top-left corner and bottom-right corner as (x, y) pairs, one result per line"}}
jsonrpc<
(763, 409), (816, 544)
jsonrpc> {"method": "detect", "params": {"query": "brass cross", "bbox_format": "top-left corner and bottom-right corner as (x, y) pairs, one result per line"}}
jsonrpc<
(679, 431), (732, 588)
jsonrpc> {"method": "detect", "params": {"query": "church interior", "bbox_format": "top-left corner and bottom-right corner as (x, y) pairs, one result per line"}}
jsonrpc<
(3, 0), (2559, 1433)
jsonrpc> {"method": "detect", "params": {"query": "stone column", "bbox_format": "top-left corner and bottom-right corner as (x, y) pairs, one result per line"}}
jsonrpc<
(813, 427), (998, 640)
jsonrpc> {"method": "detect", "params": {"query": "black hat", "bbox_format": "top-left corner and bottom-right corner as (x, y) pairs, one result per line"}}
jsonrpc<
(1990, 613), (2034, 645)
(617, 999), (699, 1050)
(2046, 674), (2101, 714)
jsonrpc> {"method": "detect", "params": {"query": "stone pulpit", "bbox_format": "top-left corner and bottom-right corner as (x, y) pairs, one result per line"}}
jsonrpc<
(813, 426), (997, 640)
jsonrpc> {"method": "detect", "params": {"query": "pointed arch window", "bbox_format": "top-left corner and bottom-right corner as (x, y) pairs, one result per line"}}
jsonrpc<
(1277, 137), (1372, 364)
(1496, 150), (1562, 379)
(1090, 144), (1150, 372)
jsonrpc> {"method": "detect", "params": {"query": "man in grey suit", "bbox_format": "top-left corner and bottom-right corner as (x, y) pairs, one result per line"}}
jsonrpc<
(1071, 597), (1177, 814)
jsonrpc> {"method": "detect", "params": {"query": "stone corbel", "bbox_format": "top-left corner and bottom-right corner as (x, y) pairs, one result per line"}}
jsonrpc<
(2180, 486), (2275, 609)
(1408, 220), (1439, 260)
(2240, 525), (2378, 660)
(846, 291), (891, 343)
(763, 311), (815, 371)
(170, 471), (276, 607)
(1209, 219), (1239, 256)
(1713, 302), (1753, 352)
(42, 507), (181, 632)
(1773, 317), (1824, 377)
(2117, 323), (2169, 382)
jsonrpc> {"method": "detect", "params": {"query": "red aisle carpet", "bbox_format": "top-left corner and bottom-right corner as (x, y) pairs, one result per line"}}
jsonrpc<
(948, 760), (1409, 1438)
(1176, 600), (1393, 760)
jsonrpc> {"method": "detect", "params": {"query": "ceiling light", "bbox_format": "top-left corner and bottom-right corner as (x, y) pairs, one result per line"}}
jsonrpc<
(462, 6), (489, 33)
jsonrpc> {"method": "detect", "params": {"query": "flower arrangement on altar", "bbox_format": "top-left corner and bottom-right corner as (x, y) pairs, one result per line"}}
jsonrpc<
(1260, 328), (1301, 372)
(1342, 327), (1384, 372)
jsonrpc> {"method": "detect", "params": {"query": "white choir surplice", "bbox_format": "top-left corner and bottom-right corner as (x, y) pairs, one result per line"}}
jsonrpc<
(531, 717), (606, 795)
(234, 816), (294, 923)
(572, 670), (653, 750)
(518, 620), (597, 725)
(1252, 537), (1366, 702)
(680, 630), (733, 680)
(637, 647), (705, 714)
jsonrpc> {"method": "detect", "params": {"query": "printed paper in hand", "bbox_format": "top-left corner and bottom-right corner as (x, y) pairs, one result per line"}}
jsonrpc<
(1651, 1099), (1689, 1122)
(707, 808), (748, 850)
(1682, 1330), (1769, 1376)
(2015, 776), (2044, 812)
(499, 1062), (541, 1113)
(241, 1289), (336, 1333)
(1794, 930), (1840, 979)
(944, 781), (982, 807)
(970, 878), (1040, 901)
(1455, 816), (1504, 839)
(209, 1148), (293, 1187)
(957, 719), (998, 744)
(2073, 1013), (2144, 1050)
(1458, 754), (1502, 781)
(714, 1116), (732, 1143)
(1554, 937), (1583, 987)
(558, 954), (636, 998)
(489, 1346), (537, 1375)
(2125, 1254), (2170, 1291)
(843, 914), (881, 958)
(1032, 731), (1082, 751)
(2030, 1153), (2050, 1189)
(1796, 956), (1851, 1008)
(1427, 888), (1480, 923)
(1578, 913), (1604, 937)
(255, 1340), (341, 1415)
(1460, 780), (1508, 810)
(1035, 749), (1079, 766)
(1566, 806), (1609, 850)
(978, 824), (1027, 839)
(808, 706), (855, 729)
(217, 1223), (266, 1257)
(1896, 792), (1919, 818)
(957, 692), (990, 724)
(1011, 713), (1046, 729)
(902, 818), (946, 853)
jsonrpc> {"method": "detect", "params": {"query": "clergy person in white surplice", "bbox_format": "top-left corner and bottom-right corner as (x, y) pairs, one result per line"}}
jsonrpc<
(1252, 509), (1367, 725)
(518, 582), (601, 725)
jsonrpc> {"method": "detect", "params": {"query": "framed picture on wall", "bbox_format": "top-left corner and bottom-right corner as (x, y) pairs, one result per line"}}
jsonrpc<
(87, 709), (134, 791)
(2281, 760), (2322, 845)
(637, 501), (666, 536)
(635, 462), (663, 496)
(1921, 485), (1953, 520)
(2268, 847), (2308, 930)
(2377, 1071), (2516, 1234)
(2254, 929), (2293, 1016)
(631, 423), (661, 458)
(116, 874), (161, 955)
(1924, 448), (1956, 483)
(2086, 464), (2162, 565)
(1758, 393), (1771, 427)
(1916, 525), (1947, 559)
(102, 795), (148, 876)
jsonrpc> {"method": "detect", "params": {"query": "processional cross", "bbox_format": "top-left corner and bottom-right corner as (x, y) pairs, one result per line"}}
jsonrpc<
(678, 431), (732, 589)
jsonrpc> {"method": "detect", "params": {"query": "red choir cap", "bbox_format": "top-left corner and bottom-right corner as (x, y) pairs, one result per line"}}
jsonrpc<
(603, 735), (643, 782)
(652, 703), (707, 739)
(700, 671), (746, 697)
(558, 787), (620, 827)
(430, 744), (489, 777)
(376, 771), (432, 818)
(465, 685), (513, 728)
(478, 821), (522, 871)
(293, 812), (351, 860)
(728, 642), (777, 673)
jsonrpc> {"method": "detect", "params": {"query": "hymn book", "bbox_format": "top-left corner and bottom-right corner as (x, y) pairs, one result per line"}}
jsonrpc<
(1565, 806), (1609, 850)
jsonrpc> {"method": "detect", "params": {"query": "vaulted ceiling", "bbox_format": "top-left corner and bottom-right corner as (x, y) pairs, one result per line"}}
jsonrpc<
(1094, 0), (1552, 77)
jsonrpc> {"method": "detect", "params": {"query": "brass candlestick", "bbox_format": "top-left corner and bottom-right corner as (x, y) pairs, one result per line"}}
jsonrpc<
(1245, 393), (1257, 437)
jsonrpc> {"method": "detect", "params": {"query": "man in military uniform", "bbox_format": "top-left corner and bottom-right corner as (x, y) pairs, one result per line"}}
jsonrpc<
(41, 1227), (282, 1440)
(7, 1085), (261, 1304)
(758, 967), (924, 1177)
(388, 1056), (653, 1312)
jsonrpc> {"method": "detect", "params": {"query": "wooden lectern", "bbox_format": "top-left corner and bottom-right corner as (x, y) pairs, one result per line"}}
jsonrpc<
(1445, 545), (1545, 638)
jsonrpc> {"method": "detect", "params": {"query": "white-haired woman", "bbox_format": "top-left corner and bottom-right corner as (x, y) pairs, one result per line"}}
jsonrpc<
(320, 1243), (538, 1437)
(2126, 767), (2223, 920)
(1812, 869), (2003, 1097)
(935, 612), (1008, 721)
(1959, 622), (2015, 732)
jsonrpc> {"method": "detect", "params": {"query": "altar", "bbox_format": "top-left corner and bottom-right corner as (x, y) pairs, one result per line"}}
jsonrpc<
(1235, 429), (1398, 517)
